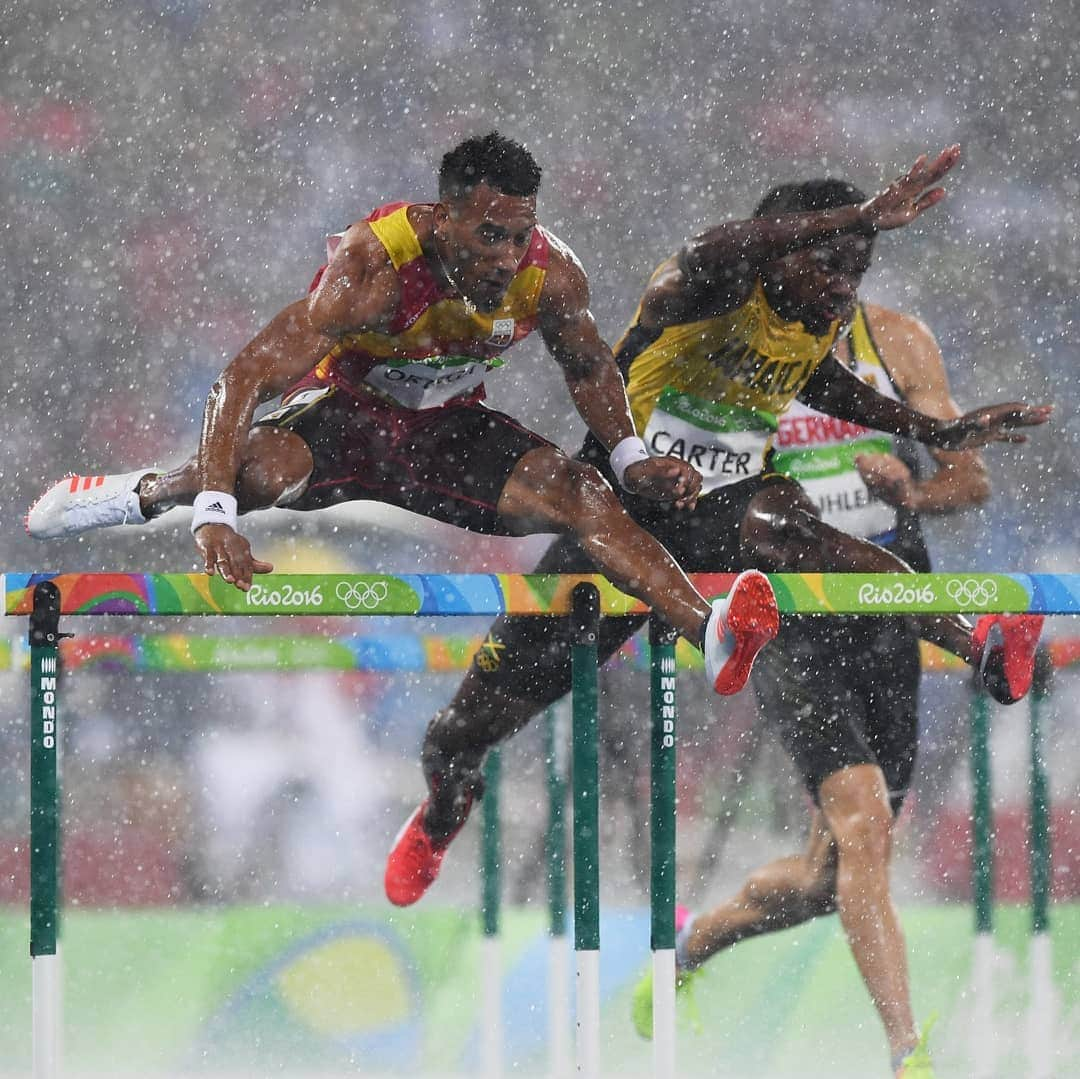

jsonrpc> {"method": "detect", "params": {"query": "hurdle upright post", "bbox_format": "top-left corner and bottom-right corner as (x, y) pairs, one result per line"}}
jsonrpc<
(481, 749), (503, 1078)
(648, 616), (678, 1078)
(570, 583), (601, 1079)
(968, 684), (995, 1079)
(29, 581), (64, 1079)
(1026, 652), (1054, 1079)
(544, 705), (571, 1078)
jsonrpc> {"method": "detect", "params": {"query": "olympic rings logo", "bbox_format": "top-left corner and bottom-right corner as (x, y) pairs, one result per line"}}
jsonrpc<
(945, 578), (999, 608)
(335, 580), (390, 610)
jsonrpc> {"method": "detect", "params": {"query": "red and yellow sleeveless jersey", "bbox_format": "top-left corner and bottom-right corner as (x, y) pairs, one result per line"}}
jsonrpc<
(307, 202), (551, 411)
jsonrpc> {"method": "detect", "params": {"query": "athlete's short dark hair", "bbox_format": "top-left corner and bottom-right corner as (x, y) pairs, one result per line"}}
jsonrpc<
(753, 178), (867, 218)
(439, 132), (542, 201)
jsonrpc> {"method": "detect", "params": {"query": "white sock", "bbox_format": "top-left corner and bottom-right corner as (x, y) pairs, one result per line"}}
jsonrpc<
(674, 913), (698, 971)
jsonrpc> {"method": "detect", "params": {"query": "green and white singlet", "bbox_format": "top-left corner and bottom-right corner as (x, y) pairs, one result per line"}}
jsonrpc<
(771, 304), (903, 542)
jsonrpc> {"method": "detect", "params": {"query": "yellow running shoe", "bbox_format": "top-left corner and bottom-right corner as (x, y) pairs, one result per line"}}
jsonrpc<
(629, 963), (702, 1041)
(896, 1015), (937, 1078)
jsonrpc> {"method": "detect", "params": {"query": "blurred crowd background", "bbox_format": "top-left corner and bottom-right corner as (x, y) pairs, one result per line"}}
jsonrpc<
(1, 0), (1078, 911)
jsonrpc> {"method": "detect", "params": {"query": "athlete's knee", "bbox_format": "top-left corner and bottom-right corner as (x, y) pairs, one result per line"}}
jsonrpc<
(424, 675), (543, 761)
(799, 860), (839, 917)
(742, 503), (821, 558)
(830, 806), (893, 867)
(741, 486), (822, 564)
(422, 709), (488, 789)
(548, 458), (623, 531)
(235, 428), (313, 511)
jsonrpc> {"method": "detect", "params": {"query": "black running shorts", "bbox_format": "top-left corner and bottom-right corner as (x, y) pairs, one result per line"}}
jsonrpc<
(254, 384), (553, 535)
(751, 615), (920, 811)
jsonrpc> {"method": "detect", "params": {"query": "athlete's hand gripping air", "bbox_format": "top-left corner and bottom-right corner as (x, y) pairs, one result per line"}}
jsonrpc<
(929, 401), (1054, 450)
(858, 145), (962, 231)
(623, 456), (702, 510)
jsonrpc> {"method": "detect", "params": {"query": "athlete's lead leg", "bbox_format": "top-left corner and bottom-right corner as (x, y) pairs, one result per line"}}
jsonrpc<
(498, 445), (779, 696)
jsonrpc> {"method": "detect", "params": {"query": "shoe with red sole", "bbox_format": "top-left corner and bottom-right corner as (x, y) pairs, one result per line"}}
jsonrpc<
(973, 613), (1045, 704)
(384, 791), (475, 907)
(703, 570), (779, 695)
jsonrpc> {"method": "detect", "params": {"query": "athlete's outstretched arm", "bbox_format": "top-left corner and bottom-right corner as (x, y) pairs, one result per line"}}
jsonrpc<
(206, 221), (395, 492)
(798, 352), (1052, 451)
(196, 225), (403, 583)
(679, 147), (961, 288)
(537, 241), (701, 509)
(192, 300), (339, 582)
(853, 305), (990, 514)
(197, 301), (333, 494)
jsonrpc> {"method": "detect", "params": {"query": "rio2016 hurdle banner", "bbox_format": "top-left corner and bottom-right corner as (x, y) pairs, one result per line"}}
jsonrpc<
(5, 571), (1080, 617)
(1, 633), (1078, 675)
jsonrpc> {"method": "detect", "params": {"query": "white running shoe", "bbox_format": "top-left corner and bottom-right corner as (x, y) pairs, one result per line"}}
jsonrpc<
(703, 569), (779, 695)
(26, 470), (156, 539)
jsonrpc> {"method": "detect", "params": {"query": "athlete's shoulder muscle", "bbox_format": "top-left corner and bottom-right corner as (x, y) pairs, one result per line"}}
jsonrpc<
(308, 220), (399, 337)
(863, 302), (957, 418)
(538, 229), (591, 320)
(640, 251), (752, 329)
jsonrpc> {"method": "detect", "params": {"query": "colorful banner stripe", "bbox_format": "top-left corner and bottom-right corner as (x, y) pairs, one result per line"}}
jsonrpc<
(4, 572), (1080, 617)
(1, 633), (1077, 675)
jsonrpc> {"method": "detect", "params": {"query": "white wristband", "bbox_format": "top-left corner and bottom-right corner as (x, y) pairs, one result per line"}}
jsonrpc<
(190, 490), (238, 535)
(609, 436), (650, 489)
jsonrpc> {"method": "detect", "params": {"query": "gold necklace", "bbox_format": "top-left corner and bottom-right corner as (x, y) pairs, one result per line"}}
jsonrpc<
(433, 236), (477, 316)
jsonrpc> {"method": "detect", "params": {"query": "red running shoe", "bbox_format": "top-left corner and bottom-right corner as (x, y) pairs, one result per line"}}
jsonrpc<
(703, 570), (779, 695)
(384, 796), (472, 907)
(972, 613), (1045, 704)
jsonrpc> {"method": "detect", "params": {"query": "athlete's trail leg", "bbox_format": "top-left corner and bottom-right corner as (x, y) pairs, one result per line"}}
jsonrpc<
(681, 814), (837, 960)
(498, 447), (712, 643)
(743, 481), (975, 661)
(139, 427), (314, 517)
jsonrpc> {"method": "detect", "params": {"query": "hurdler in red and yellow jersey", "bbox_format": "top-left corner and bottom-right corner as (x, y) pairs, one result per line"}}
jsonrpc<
(297, 201), (550, 412)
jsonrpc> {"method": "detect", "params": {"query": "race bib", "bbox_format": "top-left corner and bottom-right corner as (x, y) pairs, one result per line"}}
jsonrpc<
(642, 387), (776, 493)
(364, 356), (493, 410)
(771, 436), (898, 538)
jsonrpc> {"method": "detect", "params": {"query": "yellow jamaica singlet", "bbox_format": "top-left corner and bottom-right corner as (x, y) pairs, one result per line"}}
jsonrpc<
(617, 278), (841, 493)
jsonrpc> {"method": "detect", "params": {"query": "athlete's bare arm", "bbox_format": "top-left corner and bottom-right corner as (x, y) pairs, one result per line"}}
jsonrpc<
(852, 304), (990, 513)
(191, 299), (340, 580)
(197, 300), (335, 493)
(194, 223), (400, 580)
(798, 349), (1052, 450)
(651, 146), (961, 327)
(538, 239), (701, 509)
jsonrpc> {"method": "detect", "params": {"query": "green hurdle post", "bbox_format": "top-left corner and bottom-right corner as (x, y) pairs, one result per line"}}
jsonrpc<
(570, 582), (601, 1079)
(968, 684), (995, 1079)
(480, 749), (503, 1077)
(649, 616), (678, 1076)
(545, 705), (571, 1077)
(30, 581), (64, 1079)
(1027, 654), (1054, 1079)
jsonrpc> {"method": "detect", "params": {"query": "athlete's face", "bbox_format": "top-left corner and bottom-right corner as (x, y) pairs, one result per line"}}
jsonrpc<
(434, 183), (537, 312)
(762, 231), (874, 335)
